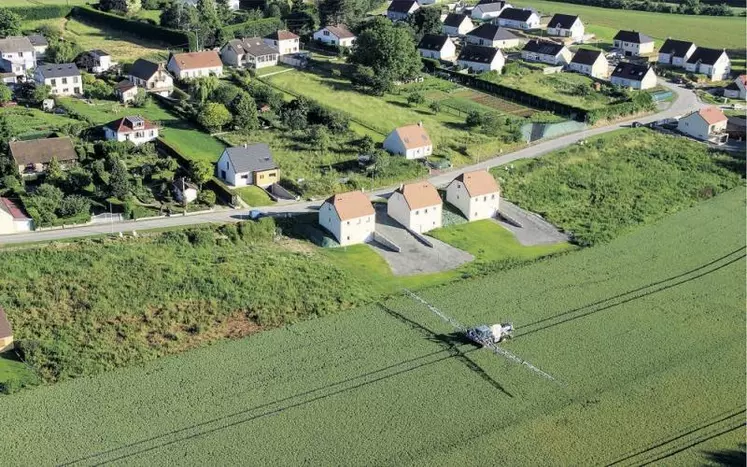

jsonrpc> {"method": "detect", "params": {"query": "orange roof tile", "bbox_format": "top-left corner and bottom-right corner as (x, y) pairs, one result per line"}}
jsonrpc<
(454, 170), (500, 197)
(697, 106), (727, 125)
(170, 50), (222, 71)
(394, 124), (431, 149)
(326, 191), (375, 221)
(397, 181), (441, 210)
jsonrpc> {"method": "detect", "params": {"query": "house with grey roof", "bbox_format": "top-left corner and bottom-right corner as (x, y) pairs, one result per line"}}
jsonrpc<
(127, 58), (173, 96)
(33, 63), (82, 96)
(216, 143), (279, 188)
(613, 30), (654, 56)
(0, 36), (36, 77)
(465, 24), (521, 48)
(471, 0), (511, 20)
(220, 38), (279, 70)
(28, 34), (48, 58)
(76, 49), (114, 74)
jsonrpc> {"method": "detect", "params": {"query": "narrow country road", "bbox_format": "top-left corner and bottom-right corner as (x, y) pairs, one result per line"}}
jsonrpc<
(0, 81), (701, 246)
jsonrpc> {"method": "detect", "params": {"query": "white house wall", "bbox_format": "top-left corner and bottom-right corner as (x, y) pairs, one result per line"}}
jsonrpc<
(446, 183), (500, 221)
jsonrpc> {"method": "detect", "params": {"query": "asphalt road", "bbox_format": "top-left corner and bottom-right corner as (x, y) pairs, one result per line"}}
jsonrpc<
(0, 81), (700, 246)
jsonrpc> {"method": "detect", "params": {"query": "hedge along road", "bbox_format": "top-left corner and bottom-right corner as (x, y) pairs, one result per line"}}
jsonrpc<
(0, 81), (701, 246)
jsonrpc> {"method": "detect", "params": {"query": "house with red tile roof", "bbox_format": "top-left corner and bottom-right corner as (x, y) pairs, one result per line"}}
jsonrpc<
(313, 25), (356, 48)
(446, 170), (501, 221)
(383, 123), (433, 159)
(0, 306), (13, 352)
(319, 191), (375, 246)
(103, 116), (160, 146)
(264, 30), (300, 55)
(0, 197), (33, 234)
(677, 106), (728, 144)
(387, 181), (442, 233)
(166, 50), (223, 80)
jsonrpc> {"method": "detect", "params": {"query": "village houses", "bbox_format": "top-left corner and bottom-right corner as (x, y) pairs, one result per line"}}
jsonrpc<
(677, 106), (728, 144)
(319, 191), (375, 246)
(216, 143), (279, 188)
(387, 0), (419, 21)
(613, 30), (654, 56)
(167, 50), (223, 79)
(471, 0), (512, 21)
(313, 25), (356, 47)
(457, 45), (505, 73)
(466, 24), (521, 49)
(34, 63), (82, 96)
(496, 8), (540, 30)
(417, 34), (457, 61)
(0, 36), (36, 78)
(387, 181), (443, 234)
(103, 116), (160, 146)
(28, 34), (48, 59)
(610, 62), (657, 90)
(442, 14), (474, 36)
(75, 49), (114, 74)
(221, 37), (279, 69)
(446, 170), (501, 221)
(657, 39), (697, 67)
(568, 48), (608, 79)
(383, 123), (433, 159)
(127, 59), (174, 96)
(9, 136), (78, 177)
(723, 75), (746, 100)
(521, 40), (573, 66)
(684, 47), (731, 81)
(546, 14), (585, 41)
(264, 30), (300, 55)
(114, 80), (139, 103)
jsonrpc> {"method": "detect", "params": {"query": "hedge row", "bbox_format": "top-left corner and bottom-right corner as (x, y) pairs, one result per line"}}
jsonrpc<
(586, 93), (656, 124)
(71, 5), (197, 51)
(221, 17), (284, 39)
(8, 5), (73, 21)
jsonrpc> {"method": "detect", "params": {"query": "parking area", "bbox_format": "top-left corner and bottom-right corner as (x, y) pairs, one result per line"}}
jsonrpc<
(368, 206), (474, 276)
(497, 200), (570, 246)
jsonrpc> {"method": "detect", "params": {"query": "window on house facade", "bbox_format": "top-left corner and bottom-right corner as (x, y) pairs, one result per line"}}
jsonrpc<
(241, 174), (249, 179)
(50, 78), (56, 85)
(62, 77), (67, 84)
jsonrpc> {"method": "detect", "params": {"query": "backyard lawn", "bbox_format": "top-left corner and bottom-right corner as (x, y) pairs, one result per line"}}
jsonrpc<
(512, 0), (746, 51)
(235, 186), (274, 206)
(0, 107), (82, 138)
(58, 98), (227, 162)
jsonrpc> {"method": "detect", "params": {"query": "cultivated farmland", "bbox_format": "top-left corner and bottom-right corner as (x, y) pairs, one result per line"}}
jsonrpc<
(0, 189), (743, 465)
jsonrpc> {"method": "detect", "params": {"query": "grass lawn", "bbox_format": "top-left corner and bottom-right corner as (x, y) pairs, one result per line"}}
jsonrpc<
(0, 106), (82, 138)
(0, 188), (742, 464)
(512, 0), (746, 51)
(264, 69), (521, 163)
(235, 185), (274, 206)
(495, 128), (743, 245)
(58, 98), (227, 162)
(0, 352), (38, 392)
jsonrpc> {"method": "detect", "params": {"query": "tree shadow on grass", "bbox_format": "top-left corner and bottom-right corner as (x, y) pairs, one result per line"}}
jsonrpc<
(702, 444), (746, 466)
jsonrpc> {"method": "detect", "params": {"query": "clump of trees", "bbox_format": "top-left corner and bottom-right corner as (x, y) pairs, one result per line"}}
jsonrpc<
(0, 7), (21, 37)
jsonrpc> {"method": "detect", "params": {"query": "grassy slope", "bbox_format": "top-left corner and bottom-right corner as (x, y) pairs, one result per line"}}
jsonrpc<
(58, 98), (227, 162)
(0, 189), (742, 465)
(512, 0), (746, 50)
(235, 185), (274, 206)
(0, 107), (81, 137)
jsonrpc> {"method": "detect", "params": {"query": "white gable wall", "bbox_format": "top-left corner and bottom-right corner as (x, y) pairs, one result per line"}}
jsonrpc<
(446, 182), (500, 221)
(387, 191), (442, 233)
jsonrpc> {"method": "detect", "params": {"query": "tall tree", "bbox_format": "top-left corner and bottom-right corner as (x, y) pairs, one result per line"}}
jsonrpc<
(349, 18), (422, 94)
(109, 160), (131, 199)
(160, 2), (199, 29)
(408, 7), (442, 40)
(0, 83), (12, 105)
(231, 92), (259, 130)
(0, 7), (22, 37)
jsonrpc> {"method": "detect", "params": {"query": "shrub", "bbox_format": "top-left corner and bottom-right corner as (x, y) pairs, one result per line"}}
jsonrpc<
(187, 227), (215, 246)
(198, 189), (216, 206)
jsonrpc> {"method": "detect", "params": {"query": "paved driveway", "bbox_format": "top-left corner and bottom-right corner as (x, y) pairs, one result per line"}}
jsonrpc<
(368, 206), (473, 276)
(497, 200), (570, 246)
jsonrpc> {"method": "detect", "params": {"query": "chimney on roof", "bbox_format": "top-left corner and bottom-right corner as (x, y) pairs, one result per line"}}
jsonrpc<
(417, 121), (423, 127)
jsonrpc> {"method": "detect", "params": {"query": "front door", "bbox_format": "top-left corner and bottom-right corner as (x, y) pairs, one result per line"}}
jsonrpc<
(221, 170), (226, 180)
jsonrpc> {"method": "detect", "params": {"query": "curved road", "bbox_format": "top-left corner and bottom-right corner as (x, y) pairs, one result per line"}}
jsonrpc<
(0, 81), (701, 246)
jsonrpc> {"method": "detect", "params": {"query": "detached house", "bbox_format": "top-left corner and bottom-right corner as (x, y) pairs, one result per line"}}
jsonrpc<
(221, 37), (279, 70)
(167, 50), (223, 79)
(387, 0), (419, 21)
(114, 79), (139, 103)
(610, 61), (657, 90)
(496, 8), (540, 30)
(28, 34), (48, 59)
(613, 30), (654, 56)
(442, 14), (474, 36)
(76, 49), (114, 74)
(0, 197), (33, 235)
(457, 45), (505, 73)
(466, 24), (521, 49)
(9, 136), (77, 177)
(216, 143), (279, 188)
(313, 25), (356, 47)
(319, 191), (375, 246)
(521, 40), (572, 66)
(34, 63), (82, 96)
(264, 30), (300, 55)
(446, 170), (500, 221)
(546, 14), (584, 41)
(0, 36), (36, 77)
(0, 307), (13, 352)
(128, 59), (174, 96)
(104, 116), (160, 146)
(677, 106), (728, 144)
(471, 0), (511, 20)
(387, 181), (442, 234)
(685, 48), (731, 81)
(723, 75), (746, 100)
(383, 123), (433, 159)
(418, 34), (457, 61)
(657, 38), (697, 67)
(568, 48), (608, 79)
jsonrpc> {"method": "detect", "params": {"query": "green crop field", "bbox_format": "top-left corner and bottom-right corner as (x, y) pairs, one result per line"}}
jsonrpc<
(0, 106), (82, 138)
(0, 188), (743, 465)
(512, 0), (746, 50)
(58, 98), (227, 162)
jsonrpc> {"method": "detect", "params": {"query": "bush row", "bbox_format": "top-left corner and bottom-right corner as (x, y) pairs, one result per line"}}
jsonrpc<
(535, 0), (734, 16)
(221, 17), (284, 39)
(586, 93), (656, 124)
(8, 5), (72, 20)
(71, 5), (197, 51)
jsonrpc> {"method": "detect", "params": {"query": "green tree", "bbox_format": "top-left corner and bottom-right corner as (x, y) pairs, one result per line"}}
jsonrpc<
(58, 195), (91, 218)
(0, 8), (21, 38)
(0, 83), (12, 105)
(109, 160), (131, 199)
(30, 84), (51, 105)
(47, 40), (82, 64)
(280, 97), (310, 130)
(358, 135), (375, 155)
(190, 160), (214, 188)
(308, 125), (330, 152)
(190, 75), (220, 103)
(198, 189), (216, 206)
(408, 7), (442, 40)
(101, 0), (142, 14)
(26, 183), (64, 225)
(85, 78), (114, 100)
(160, 2), (199, 29)
(349, 18), (422, 94)
(46, 157), (66, 186)
(231, 92), (259, 130)
(407, 91), (425, 106)
(131, 88), (148, 108)
(198, 102), (232, 132)
(428, 100), (441, 113)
